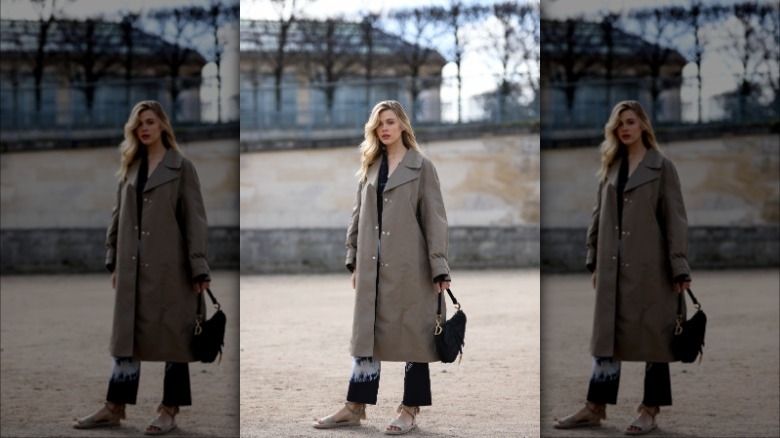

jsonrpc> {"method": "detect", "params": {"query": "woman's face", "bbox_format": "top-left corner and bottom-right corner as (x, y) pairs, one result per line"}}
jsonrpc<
(616, 109), (644, 147)
(135, 109), (164, 147)
(375, 109), (403, 147)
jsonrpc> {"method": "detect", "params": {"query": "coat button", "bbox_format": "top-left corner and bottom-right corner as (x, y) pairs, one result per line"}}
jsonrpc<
(372, 256), (376, 260)
(624, 197), (628, 202)
(612, 256), (616, 260)
(131, 256), (136, 260)
(375, 226), (378, 230)
(134, 226), (138, 230)
(614, 226), (619, 230)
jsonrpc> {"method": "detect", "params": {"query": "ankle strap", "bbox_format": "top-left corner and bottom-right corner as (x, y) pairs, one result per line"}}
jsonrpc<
(157, 404), (179, 418)
(637, 404), (659, 418)
(396, 404), (419, 418)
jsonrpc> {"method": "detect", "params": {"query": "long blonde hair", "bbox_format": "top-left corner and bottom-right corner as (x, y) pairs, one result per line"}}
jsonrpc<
(597, 100), (661, 181)
(116, 100), (180, 181)
(356, 100), (422, 182)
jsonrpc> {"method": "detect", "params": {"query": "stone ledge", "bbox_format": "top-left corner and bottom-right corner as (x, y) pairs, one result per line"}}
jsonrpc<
(541, 225), (780, 273)
(1, 227), (239, 274)
(239, 226), (540, 274)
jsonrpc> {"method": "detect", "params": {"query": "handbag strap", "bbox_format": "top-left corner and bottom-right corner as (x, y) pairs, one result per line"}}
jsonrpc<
(675, 288), (700, 335)
(437, 288), (460, 316)
(196, 288), (221, 317)
(434, 288), (460, 336)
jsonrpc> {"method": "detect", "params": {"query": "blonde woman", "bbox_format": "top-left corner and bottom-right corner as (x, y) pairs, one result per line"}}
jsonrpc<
(313, 100), (451, 435)
(554, 100), (692, 435)
(74, 100), (211, 436)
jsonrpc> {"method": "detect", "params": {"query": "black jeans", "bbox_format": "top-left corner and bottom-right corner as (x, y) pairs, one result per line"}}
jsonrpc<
(105, 357), (192, 406)
(586, 357), (672, 406)
(346, 357), (432, 406)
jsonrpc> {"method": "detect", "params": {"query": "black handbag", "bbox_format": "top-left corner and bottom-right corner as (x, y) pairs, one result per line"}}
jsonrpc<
(434, 288), (467, 364)
(192, 288), (226, 364)
(672, 288), (706, 364)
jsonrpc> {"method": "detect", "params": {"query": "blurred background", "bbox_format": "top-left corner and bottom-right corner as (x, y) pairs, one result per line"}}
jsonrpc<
(0, 0), (240, 273)
(539, 0), (779, 272)
(239, 0), (541, 273)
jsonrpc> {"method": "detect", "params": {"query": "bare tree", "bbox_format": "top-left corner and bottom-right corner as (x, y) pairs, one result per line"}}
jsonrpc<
(58, 18), (119, 118)
(200, 0), (239, 122)
(598, 11), (621, 106)
(25, 0), (73, 113)
(482, 1), (539, 123)
(437, 0), (483, 123)
(629, 6), (687, 123)
(386, 5), (444, 120)
(681, 1), (727, 123)
(724, 2), (777, 122)
(301, 18), (362, 120)
(119, 11), (141, 111)
(358, 11), (381, 112)
(148, 6), (205, 121)
(540, 17), (599, 124)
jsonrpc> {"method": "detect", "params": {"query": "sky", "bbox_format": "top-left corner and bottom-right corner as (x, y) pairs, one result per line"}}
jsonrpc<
(2, 0), (537, 122)
(543, 0), (779, 121)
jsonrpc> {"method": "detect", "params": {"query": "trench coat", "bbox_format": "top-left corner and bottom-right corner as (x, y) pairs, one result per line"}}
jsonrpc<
(105, 148), (209, 362)
(345, 149), (450, 363)
(586, 148), (690, 362)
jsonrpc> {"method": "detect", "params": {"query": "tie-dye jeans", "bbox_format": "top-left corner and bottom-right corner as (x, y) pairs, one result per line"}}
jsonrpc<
(346, 357), (432, 406)
(105, 357), (192, 406)
(586, 357), (672, 406)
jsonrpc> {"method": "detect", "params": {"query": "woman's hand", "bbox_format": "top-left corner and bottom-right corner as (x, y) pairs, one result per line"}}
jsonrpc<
(194, 280), (211, 294)
(674, 279), (691, 294)
(591, 272), (596, 290)
(351, 272), (356, 290)
(111, 271), (116, 290)
(434, 280), (451, 294)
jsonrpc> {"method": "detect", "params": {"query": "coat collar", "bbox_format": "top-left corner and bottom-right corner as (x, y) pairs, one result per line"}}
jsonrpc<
(126, 148), (183, 192)
(384, 149), (424, 192)
(624, 148), (663, 192)
(606, 147), (663, 193)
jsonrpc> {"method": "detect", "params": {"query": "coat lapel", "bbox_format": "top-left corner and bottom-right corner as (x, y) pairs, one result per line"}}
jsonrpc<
(384, 149), (423, 193)
(365, 157), (380, 189)
(144, 148), (183, 192)
(126, 158), (141, 188)
(624, 148), (663, 193)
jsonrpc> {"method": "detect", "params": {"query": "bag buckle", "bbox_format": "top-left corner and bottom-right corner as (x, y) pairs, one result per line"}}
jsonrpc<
(434, 314), (443, 336)
(674, 315), (683, 335)
(194, 315), (203, 335)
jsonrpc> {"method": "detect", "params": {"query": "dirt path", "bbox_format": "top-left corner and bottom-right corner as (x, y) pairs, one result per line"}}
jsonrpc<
(0, 271), (240, 437)
(239, 269), (540, 437)
(540, 269), (780, 437)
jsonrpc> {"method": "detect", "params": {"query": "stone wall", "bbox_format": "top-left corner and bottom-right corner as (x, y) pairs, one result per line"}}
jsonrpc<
(239, 133), (541, 273)
(1, 139), (240, 273)
(541, 133), (780, 272)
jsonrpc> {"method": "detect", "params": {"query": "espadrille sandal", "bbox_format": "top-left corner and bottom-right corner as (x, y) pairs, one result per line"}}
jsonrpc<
(625, 404), (659, 435)
(73, 402), (126, 429)
(384, 404), (419, 435)
(554, 402), (606, 429)
(313, 402), (366, 429)
(144, 404), (179, 436)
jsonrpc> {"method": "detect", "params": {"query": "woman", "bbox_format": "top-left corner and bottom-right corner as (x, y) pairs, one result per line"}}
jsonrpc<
(74, 100), (211, 436)
(554, 100), (691, 435)
(313, 100), (451, 435)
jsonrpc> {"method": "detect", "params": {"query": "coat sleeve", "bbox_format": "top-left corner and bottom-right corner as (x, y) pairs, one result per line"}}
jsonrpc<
(105, 181), (121, 272)
(585, 179), (603, 272)
(419, 159), (450, 280)
(179, 159), (210, 279)
(345, 180), (363, 270)
(659, 158), (690, 279)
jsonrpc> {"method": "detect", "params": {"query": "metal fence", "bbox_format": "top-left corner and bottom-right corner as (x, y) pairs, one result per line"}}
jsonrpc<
(238, 75), (537, 141)
(541, 76), (779, 135)
(0, 77), (237, 138)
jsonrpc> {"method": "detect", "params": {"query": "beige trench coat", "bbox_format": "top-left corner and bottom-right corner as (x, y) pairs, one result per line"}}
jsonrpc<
(586, 148), (690, 362)
(345, 149), (450, 363)
(105, 148), (209, 362)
